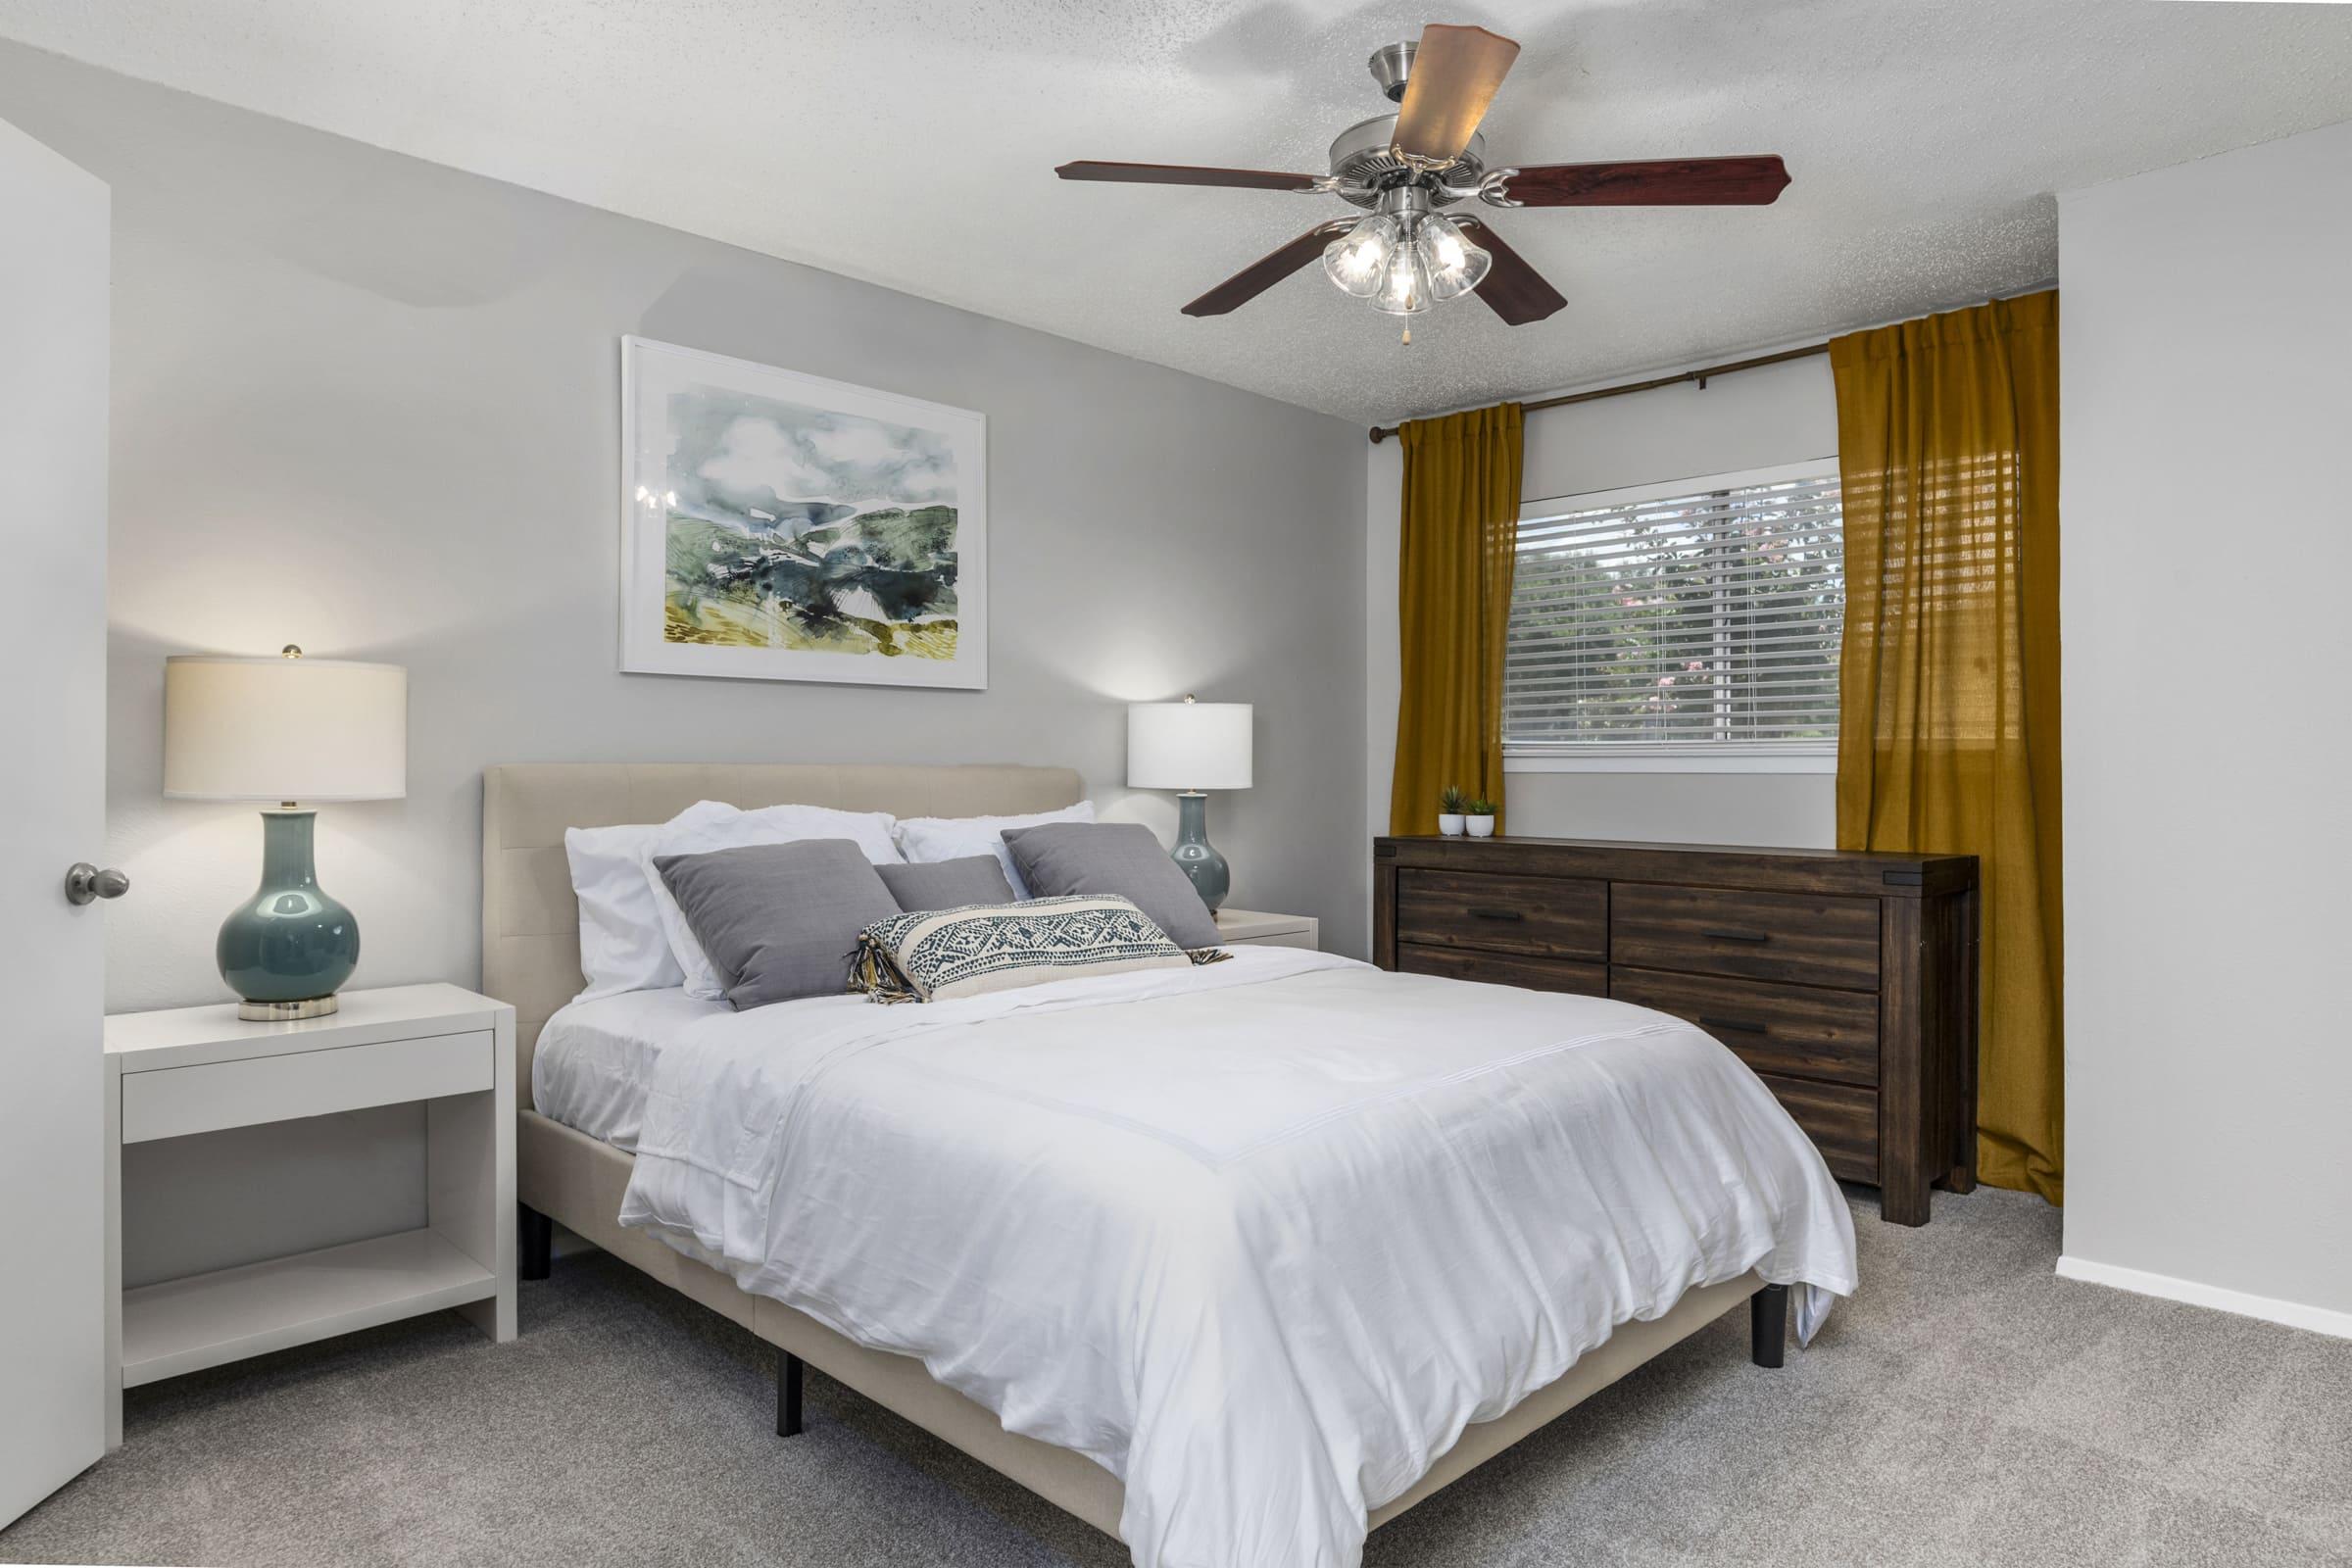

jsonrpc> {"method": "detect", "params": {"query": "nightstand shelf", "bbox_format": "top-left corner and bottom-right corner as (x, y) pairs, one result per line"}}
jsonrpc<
(122, 1226), (495, 1387)
(105, 982), (516, 1445)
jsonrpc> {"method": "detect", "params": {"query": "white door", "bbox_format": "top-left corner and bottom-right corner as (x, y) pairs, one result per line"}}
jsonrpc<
(0, 116), (110, 1528)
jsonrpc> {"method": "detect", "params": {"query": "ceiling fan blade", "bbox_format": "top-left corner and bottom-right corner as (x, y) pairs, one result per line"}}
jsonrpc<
(1182, 221), (1356, 318)
(1499, 156), (1791, 207)
(1392, 24), (1521, 165)
(1056, 161), (1325, 192)
(1456, 219), (1566, 326)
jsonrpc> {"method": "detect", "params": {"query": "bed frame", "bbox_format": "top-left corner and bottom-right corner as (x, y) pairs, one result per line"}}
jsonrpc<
(482, 762), (1785, 1544)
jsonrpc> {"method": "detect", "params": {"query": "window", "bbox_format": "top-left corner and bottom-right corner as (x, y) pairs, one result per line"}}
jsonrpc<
(1504, 461), (1844, 771)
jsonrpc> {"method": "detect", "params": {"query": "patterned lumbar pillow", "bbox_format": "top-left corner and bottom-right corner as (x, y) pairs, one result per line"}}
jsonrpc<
(851, 894), (1226, 1004)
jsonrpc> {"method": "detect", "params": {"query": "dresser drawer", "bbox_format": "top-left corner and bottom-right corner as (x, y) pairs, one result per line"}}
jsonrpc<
(1611, 883), (1881, 991)
(1395, 869), (1605, 959)
(1398, 943), (1609, 998)
(1610, 967), (1879, 1087)
(1753, 1073), (1880, 1184)
(121, 1029), (494, 1144)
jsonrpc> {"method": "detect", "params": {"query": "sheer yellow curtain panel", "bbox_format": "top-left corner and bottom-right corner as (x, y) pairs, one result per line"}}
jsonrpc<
(1832, 291), (2064, 1202)
(1390, 403), (1524, 835)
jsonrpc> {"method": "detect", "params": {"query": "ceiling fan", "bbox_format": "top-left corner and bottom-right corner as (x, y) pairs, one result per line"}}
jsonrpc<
(1055, 24), (1789, 331)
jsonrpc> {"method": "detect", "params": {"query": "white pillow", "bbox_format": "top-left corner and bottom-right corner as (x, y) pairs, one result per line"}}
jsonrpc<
(640, 802), (905, 1001)
(565, 801), (737, 1003)
(892, 801), (1095, 898)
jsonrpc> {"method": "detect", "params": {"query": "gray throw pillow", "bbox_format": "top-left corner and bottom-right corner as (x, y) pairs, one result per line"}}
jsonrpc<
(652, 839), (902, 1009)
(1001, 822), (1221, 950)
(876, 855), (1016, 912)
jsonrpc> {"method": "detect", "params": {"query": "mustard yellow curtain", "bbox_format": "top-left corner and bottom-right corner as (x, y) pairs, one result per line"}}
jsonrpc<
(1391, 404), (1524, 835)
(1832, 291), (2063, 1203)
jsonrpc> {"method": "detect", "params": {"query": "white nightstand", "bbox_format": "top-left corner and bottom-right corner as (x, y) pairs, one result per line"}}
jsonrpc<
(104, 983), (515, 1445)
(1214, 907), (1320, 950)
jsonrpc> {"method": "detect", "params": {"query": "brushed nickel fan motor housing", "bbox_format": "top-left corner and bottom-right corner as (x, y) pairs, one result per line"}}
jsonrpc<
(1329, 116), (1486, 210)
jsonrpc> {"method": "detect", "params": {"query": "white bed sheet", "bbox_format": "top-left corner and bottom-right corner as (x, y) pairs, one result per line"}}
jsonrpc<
(530, 987), (734, 1150)
(617, 947), (1858, 1568)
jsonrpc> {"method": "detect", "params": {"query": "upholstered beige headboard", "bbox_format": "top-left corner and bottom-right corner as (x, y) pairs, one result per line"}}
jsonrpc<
(482, 762), (1085, 1107)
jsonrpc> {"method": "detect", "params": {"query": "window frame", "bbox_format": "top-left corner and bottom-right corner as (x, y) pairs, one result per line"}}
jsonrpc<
(1502, 458), (1845, 776)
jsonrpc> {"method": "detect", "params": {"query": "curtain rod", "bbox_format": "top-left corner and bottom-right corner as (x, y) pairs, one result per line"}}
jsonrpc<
(1365, 341), (1830, 445)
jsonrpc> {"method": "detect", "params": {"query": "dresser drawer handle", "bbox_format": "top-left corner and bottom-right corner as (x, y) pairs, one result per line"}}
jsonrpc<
(1699, 1015), (1770, 1036)
(1467, 906), (1527, 922)
(1700, 929), (1770, 945)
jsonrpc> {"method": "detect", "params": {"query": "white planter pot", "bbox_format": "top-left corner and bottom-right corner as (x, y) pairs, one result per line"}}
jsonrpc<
(1437, 812), (1466, 837)
(1465, 814), (1496, 838)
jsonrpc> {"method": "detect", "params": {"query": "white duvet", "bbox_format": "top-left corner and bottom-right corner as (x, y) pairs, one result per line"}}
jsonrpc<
(618, 949), (1857, 1568)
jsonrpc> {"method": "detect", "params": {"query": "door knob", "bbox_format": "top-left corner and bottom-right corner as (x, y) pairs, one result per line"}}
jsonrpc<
(64, 862), (129, 906)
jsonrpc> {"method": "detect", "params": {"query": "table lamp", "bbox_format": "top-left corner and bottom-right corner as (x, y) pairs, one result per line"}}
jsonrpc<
(1127, 696), (1252, 912)
(164, 647), (408, 1019)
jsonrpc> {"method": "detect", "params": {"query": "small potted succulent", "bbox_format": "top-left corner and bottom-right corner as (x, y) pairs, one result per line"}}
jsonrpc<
(1463, 798), (1497, 838)
(1438, 786), (1469, 837)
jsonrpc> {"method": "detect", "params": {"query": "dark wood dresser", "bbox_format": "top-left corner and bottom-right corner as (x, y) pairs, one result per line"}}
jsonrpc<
(1372, 837), (1980, 1225)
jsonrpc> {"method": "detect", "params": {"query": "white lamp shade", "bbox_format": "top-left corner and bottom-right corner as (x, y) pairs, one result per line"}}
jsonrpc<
(1127, 701), (1252, 792)
(164, 655), (408, 802)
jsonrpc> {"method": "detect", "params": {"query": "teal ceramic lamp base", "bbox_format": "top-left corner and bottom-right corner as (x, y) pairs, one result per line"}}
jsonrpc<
(219, 808), (360, 1021)
(1170, 792), (1231, 912)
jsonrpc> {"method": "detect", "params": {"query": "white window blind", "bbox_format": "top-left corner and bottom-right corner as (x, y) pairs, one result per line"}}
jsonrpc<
(1505, 463), (1845, 756)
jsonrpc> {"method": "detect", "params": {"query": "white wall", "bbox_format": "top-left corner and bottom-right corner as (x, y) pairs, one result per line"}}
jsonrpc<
(2058, 118), (2352, 1332)
(1365, 353), (1839, 850)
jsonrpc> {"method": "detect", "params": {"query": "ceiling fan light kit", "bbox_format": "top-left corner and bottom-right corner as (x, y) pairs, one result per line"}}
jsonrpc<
(1322, 188), (1493, 317)
(1055, 23), (1790, 333)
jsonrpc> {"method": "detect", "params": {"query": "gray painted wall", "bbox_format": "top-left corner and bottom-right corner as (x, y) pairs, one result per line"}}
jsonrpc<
(2058, 118), (2352, 1328)
(0, 42), (1369, 1026)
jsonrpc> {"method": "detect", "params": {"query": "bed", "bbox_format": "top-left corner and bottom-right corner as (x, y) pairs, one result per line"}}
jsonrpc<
(484, 762), (1855, 1568)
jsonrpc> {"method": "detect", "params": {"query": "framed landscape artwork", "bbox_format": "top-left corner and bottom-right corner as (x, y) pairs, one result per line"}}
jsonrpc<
(619, 336), (986, 688)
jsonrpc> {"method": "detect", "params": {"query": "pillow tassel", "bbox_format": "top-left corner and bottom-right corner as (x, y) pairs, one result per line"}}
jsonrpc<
(847, 935), (923, 1004)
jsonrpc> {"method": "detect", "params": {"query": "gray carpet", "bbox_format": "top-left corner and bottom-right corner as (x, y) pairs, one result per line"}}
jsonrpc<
(7, 1186), (2348, 1567)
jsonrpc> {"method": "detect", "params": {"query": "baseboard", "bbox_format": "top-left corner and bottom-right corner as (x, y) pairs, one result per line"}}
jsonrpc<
(2055, 1254), (2352, 1342)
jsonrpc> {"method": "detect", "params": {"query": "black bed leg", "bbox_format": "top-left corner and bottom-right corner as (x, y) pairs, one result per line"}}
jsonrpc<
(518, 1204), (552, 1282)
(1750, 1283), (1788, 1369)
(777, 1350), (804, 1437)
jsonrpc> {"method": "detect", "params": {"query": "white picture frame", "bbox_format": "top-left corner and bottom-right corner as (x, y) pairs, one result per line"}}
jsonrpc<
(618, 336), (987, 689)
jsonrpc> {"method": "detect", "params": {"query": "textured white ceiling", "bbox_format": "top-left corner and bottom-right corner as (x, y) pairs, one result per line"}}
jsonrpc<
(5, 0), (2349, 424)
